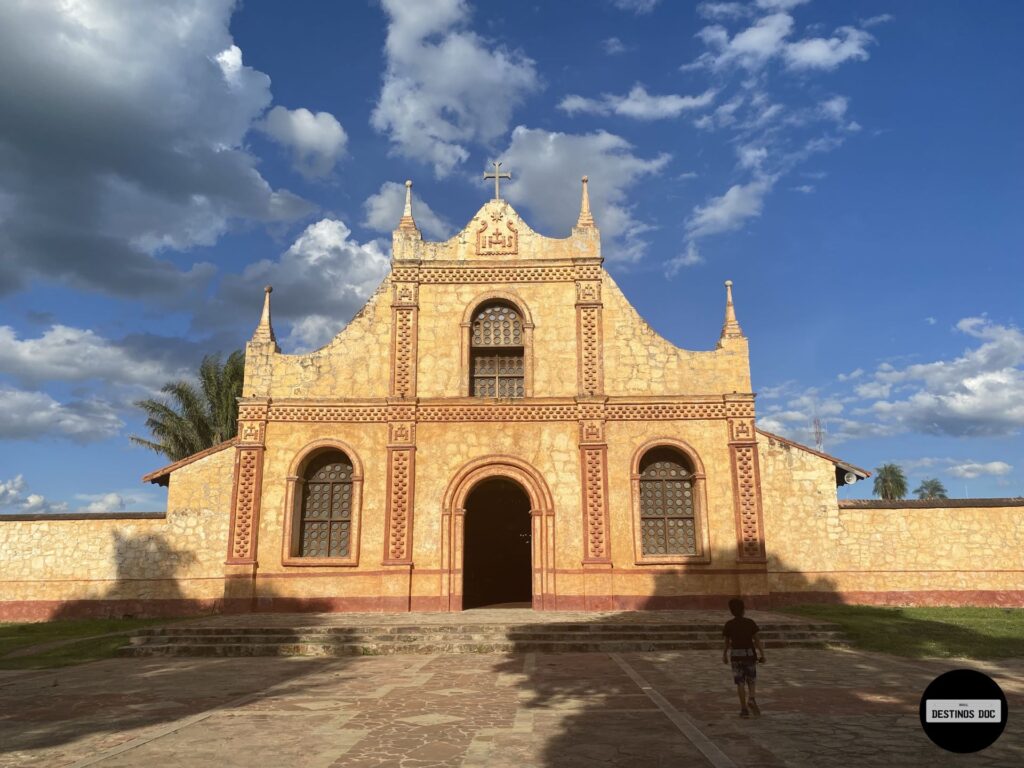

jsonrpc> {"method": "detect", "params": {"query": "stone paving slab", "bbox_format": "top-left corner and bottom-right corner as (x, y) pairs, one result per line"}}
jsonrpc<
(1, 649), (1021, 767)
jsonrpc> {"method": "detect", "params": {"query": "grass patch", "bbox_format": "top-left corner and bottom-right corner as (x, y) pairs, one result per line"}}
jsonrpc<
(0, 618), (173, 669)
(782, 605), (1024, 660)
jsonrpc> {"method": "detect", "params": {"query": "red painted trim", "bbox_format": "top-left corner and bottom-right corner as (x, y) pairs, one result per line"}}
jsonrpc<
(0, 598), (222, 622)
(769, 590), (1024, 608)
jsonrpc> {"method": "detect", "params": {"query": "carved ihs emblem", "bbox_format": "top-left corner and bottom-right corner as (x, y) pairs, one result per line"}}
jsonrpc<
(476, 209), (518, 255)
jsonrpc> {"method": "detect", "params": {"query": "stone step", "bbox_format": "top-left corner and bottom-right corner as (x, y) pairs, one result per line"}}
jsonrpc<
(120, 636), (849, 658)
(128, 629), (848, 646)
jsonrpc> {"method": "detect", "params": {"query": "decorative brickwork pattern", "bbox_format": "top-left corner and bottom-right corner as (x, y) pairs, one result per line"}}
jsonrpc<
(418, 266), (578, 284)
(391, 306), (416, 399)
(578, 306), (602, 397)
(269, 405), (389, 422)
(227, 447), (264, 563)
(606, 403), (727, 420)
(418, 404), (578, 421)
(581, 446), (610, 562)
(384, 448), (414, 563)
(725, 400), (756, 418)
(731, 444), (766, 561)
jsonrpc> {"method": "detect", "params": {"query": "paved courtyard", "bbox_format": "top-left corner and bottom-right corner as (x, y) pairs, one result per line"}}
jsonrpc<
(1, 647), (1021, 767)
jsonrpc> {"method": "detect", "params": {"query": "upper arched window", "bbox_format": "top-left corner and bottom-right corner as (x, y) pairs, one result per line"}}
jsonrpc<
(638, 447), (698, 556)
(470, 302), (525, 397)
(298, 450), (354, 558)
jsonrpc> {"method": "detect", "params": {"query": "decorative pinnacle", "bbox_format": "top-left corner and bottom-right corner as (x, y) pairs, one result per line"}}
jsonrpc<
(721, 279), (744, 339)
(397, 179), (419, 233)
(576, 175), (595, 228)
(484, 160), (511, 200)
(251, 284), (279, 349)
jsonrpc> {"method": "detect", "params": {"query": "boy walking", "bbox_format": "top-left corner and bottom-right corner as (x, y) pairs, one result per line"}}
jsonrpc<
(722, 598), (766, 718)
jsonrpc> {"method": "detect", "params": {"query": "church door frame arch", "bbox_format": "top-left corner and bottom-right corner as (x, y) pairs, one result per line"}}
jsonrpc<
(441, 455), (555, 611)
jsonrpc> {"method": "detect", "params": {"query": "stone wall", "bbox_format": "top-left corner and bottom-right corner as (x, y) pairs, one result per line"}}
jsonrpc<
(0, 446), (234, 620)
(759, 432), (1024, 606)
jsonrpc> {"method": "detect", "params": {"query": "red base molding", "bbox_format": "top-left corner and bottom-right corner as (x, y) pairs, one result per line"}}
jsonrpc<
(769, 589), (1024, 608)
(5, 589), (1023, 621)
(0, 598), (222, 622)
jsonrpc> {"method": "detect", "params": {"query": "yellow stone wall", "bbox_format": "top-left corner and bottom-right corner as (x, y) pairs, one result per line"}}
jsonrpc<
(759, 434), (1024, 603)
(0, 446), (233, 618)
(601, 275), (751, 396)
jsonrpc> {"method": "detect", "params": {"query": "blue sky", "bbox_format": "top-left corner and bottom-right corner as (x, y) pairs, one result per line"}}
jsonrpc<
(0, 0), (1021, 513)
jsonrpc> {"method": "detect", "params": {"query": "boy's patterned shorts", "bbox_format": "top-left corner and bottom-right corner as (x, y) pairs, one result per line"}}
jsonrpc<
(731, 659), (757, 685)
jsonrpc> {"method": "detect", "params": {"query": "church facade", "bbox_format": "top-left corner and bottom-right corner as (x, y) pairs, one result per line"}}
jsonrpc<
(3, 177), (1022, 621)
(144, 177), (867, 613)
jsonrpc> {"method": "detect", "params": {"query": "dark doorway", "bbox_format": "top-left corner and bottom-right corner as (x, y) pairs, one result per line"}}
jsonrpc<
(463, 478), (532, 609)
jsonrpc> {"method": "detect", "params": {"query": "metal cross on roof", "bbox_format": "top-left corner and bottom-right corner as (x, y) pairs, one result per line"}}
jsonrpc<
(484, 160), (511, 200)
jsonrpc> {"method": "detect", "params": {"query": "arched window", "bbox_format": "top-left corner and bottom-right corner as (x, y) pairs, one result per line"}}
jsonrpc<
(470, 301), (525, 397)
(639, 447), (698, 556)
(297, 451), (354, 558)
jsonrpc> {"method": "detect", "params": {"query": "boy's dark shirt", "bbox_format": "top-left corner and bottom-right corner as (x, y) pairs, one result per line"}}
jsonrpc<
(723, 616), (759, 650)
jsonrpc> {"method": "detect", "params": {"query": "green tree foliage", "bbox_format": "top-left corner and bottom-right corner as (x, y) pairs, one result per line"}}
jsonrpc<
(914, 478), (949, 500)
(130, 351), (245, 461)
(873, 463), (908, 500)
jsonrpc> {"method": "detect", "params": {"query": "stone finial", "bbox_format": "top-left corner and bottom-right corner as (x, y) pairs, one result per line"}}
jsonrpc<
(251, 285), (279, 349)
(720, 279), (744, 339)
(397, 179), (419, 233)
(576, 175), (595, 228)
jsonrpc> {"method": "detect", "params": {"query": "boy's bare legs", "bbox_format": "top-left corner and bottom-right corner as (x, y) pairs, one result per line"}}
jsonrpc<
(747, 680), (760, 716)
(736, 683), (748, 711)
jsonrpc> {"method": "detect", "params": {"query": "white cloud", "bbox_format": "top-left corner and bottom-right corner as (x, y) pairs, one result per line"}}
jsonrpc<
(363, 181), (453, 240)
(784, 26), (874, 70)
(610, 0), (661, 13)
(259, 106), (347, 179)
(737, 144), (769, 170)
(371, 0), (539, 177)
(866, 318), (1024, 436)
(0, 475), (71, 514)
(82, 493), (127, 513)
(948, 461), (1013, 480)
(819, 96), (848, 121)
(603, 37), (627, 55)
(926, 317), (937, 325)
(214, 219), (391, 353)
(756, 0), (810, 9)
(0, 475), (69, 515)
(697, 3), (751, 20)
(791, 184), (814, 194)
(560, 85), (716, 120)
(692, 13), (794, 70)
(664, 241), (704, 277)
(837, 368), (864, 382)
(0, 325), (189, 391)
(499, 126), (670, 262)
(861, 14), (893, 28)
(0, 0), (315, 300)
(686, 176), (776, 239)
(0, 387), (122, 441)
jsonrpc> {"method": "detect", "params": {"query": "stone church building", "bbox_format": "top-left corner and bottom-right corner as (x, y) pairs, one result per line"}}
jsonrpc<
(2, 177), (1022, 620)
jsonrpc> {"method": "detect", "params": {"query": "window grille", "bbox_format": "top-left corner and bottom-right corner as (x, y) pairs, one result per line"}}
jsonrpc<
(298, 451), (353, 557)
(470, 302), (525, 397)
(639, 447), (697, 555)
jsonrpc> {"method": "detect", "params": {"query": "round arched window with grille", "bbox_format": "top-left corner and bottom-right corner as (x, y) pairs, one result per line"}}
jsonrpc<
(298, 451), (354, 558)
(470, 302), (525, 398)
(638, 447), (698, 556)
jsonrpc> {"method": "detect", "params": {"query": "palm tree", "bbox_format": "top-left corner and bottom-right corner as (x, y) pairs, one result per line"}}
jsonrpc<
(914, 478), (948, 500)
(873, 463), (908, 500)
(130, 350), (245, 461)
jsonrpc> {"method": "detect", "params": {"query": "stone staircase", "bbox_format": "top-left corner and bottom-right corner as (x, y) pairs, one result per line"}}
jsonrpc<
(120, 618), (849, 657)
